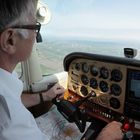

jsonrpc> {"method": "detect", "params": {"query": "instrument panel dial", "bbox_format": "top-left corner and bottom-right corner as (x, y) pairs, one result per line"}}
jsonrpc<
(99, 81), (109, 92)
(100, 67), (109, 79)
(81, 74), (89, 85)
(80, 86), (88, 96)
(82, 63), (89, 73)
(111, 69), (123, 82)
(90, 78), (98, 89)
(90, 66), (99, 76)
(110, 97), (120, 109)
(75, 63), (80, 71)
(110, 84), (121, 96)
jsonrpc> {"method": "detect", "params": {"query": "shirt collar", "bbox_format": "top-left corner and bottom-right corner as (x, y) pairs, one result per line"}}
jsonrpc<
(0, 68), (23, 97)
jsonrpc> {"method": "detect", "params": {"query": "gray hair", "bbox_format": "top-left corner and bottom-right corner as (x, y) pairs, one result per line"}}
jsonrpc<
(0, 0), (36, 38)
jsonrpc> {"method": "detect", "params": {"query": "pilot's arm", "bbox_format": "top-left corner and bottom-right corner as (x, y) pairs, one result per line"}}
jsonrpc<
(21, 83), (65, 107)
(96, 121), (123, 140)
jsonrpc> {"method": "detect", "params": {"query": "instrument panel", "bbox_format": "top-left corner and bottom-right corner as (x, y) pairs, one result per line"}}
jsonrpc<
(68, 58), (126, 114)
(64, 52), (140, 123)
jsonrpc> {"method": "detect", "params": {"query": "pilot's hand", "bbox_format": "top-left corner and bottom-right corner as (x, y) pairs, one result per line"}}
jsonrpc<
(42, 83), (65, 101)
(96, 121), (123, 140)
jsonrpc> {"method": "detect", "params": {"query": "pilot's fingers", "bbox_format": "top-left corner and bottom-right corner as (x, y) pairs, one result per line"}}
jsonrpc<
(52, 84), (65, 94)
(57, 92), (64, 99)
(53, 83), (65, 90)
(104, 121), (122, 129)
(55, 88), (65, 99)
(102, 121), (123, 135)
(42, 83), (65, 101)
(96, 121), (123, 140)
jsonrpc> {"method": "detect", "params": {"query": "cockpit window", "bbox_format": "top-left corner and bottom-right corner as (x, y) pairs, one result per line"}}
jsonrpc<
(37, 0), (140, 75)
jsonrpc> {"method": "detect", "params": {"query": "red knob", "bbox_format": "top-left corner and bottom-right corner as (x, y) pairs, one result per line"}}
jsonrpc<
(123, 123), (130, 131)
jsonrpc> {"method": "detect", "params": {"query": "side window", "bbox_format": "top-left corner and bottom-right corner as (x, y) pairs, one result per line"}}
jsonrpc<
(14, 63), (22, 78)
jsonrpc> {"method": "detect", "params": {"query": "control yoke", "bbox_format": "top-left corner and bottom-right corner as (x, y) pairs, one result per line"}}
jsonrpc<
(52, 93), (96, 133)
(52, 93), (136, 140)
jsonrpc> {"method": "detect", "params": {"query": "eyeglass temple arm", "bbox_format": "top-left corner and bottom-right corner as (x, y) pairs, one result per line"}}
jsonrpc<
(36, 32), (42, 43)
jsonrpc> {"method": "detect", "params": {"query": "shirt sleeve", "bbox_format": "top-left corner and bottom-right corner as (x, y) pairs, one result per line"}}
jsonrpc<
(0, 95), (11, 131)
(12, 71), (19, 78)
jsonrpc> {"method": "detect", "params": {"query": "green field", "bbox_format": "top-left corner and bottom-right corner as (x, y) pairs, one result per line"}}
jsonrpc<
(36, 37), (140, 75)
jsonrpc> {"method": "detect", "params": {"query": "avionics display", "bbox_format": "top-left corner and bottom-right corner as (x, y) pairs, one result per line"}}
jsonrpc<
(128, 69), (140, 99)
(125, 69), (140, 121)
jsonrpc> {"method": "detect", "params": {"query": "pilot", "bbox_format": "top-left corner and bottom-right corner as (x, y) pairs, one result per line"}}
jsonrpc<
(0, 0), (123, 140)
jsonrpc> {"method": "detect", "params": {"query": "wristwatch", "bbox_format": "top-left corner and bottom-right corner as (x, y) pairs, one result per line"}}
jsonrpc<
(39, 92), (44, 103)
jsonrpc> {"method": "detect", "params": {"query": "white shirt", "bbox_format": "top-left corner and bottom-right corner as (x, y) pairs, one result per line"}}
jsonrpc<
(0, 68), (48, 140)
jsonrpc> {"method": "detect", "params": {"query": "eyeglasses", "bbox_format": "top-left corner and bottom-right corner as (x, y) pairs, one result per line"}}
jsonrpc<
(12, 22), (41, 41)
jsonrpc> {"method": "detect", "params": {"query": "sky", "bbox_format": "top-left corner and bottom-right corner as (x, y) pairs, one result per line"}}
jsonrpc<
(41, 0), (140, 41)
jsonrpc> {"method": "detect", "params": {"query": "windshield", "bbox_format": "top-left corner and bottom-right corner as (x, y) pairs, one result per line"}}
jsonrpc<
(37, 0), (140, 75)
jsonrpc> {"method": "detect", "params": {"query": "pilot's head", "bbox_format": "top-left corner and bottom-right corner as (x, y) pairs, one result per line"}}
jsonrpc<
(0, 0), (40, 72)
